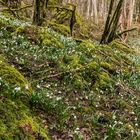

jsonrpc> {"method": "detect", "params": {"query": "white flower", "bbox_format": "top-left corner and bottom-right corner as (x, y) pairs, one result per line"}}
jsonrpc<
(37, 84), (40, 88)
(134, 118), (138, 121)
(113, 115), (116, 120)
(25, 84), (29, 90)
(131, 111), (135, 115)
(56, 97), (61, 101)
(118, 121), (123, 125)
(75, 127), (80, 131)
(131, 130), (134, 133)
(95, 104), (98, 107)
(135, 123), (138, 126)
(14, 87), (21, 92)
(58, 91), (62, 94)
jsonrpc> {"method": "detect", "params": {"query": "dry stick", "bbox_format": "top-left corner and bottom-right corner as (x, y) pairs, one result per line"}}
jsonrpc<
(11, 5), (33, 11)
(117, 35), (131, 48)
(117, 28), (137, 37)
(31, 67), (83, 83)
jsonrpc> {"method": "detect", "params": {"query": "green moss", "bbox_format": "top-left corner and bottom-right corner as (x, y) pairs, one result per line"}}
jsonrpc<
(39, 29), (64, 49)
(77, 40), (95, 58)
(78, 40), (95, 50)
(0, 98), (49, 140)
(100, 62), (115, 73)
(98, 72), (110, 82)
(88, 61), (100, 71)
(12, 26), (25, 35)
(71, 74), (88, 90)
(62, 55), (82, 70)
(75, 13), (89, 38)
(0, 57), (32, 93)
(111, 41), (134, 54)
(48, 22), (70, 36)
(96, 72), (111, 89)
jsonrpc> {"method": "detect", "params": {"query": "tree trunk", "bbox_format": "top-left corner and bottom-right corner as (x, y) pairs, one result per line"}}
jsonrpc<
(33, 0), (49, 26)
(100, 0), (124, 44)
(33, 0), (41, 26)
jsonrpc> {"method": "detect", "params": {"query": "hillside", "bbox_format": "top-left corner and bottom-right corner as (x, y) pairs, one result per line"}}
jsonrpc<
(0, 13), (140, 140)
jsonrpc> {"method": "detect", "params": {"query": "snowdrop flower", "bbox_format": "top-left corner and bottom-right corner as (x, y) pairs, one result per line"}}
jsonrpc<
(25, 84), (29, 90)
(131, 130), (134, 134)
(131, 111), (135, 115)
(95, 104), (98, 107)
(14, 87), (21, 92)
(135, 123), (138, 126)
(134, 118), (138, 121)
(75, 127), (80, 131)
(56, 97), (62, 101)
(37, 84), (41, 88)
(118, 121), (123, 125)
(112, 115), (116, 120)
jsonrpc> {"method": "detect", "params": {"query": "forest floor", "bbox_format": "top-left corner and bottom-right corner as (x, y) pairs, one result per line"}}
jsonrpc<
(0, 13), (140, 140)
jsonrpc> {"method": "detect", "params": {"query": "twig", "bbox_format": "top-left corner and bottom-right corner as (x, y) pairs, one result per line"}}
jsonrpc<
(117, 28), (137, 37)
(2, 5), (33, 12)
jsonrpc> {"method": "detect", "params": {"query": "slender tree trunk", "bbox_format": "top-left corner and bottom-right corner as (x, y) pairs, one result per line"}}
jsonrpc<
(100, 0), (124, 44)
(33, 0), (41, 25)
(33, 0), (49, 26)
(93, 0), (98, 24)
(100, 0), (115, 43)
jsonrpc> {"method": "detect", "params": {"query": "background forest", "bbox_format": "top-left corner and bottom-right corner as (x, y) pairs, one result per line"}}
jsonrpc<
(0, 0), (140, 140)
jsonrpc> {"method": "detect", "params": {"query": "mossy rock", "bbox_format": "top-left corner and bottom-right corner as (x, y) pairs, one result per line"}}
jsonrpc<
(93, 72), (112, 89)
(0, 57), (32, 93)
(78, 40), (95, 50)
(48, 22), (70, 36)
(98, 72), (110, 83)
(100, 62), (115, 73)
(111, 41), (134, 54)
(39, 29), (64, 49)
(0, 98), (49, 140)
(77, 40), (96, 58)
(63, 55), (82, 70)
(88, 61), (100, 71)
(13, 25), (40, 43)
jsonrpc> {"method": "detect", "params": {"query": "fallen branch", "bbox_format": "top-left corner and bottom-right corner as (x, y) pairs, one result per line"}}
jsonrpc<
(117, 28), (137, 37)
(3, 5), (33, 12)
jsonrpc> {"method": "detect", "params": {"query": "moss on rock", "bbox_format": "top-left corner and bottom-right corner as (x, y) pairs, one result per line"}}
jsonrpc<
(0, 56), (32, 93)
(39, 29), (64, 49)
(48, 22), (70, 36)
(0, 98), (49, 140)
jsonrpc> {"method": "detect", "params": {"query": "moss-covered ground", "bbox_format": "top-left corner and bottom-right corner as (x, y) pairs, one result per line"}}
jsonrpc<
(0, 13), (140, 139)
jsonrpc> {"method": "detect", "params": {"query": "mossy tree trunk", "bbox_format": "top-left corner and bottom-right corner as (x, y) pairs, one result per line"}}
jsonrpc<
(70, 5), (76, 36)
(42, 0), (49, 18)
(100, 0), (124, 44)
(33, 0), (49, 26)
(33, 0), (41, 26)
